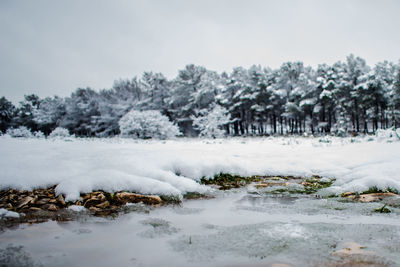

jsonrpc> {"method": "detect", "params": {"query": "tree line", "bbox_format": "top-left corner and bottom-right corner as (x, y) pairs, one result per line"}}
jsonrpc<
(1, 54), (400, 138)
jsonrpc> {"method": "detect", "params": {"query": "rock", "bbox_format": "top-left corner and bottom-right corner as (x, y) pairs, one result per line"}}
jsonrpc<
(333, 242), (374, 257)
(16, 196), (34, 209)
(97, 193), (106, 201)
(83, 197), (104, 208)
(88, 206), (102, 213)
(96, 201), (110, 209)
(255, 181), (288, 188)
(42, 204), (58, 211)
(48, 199), (57, 204)
(0, 186), (167, 224)
(73, 200), (83, 206)
(341, 192), (355, 197)
(81, 193), (92, 201)
(7, 189), (16, 194)
(48, 204), (59, 211)
(92, 192), (106, 200)
(115, 192), (162, 205)
(352, 193), (397, 203)
(56, 194), (66, 206)
(8, 194), (18, 203)
(29, 207), (43, 212)
(34, 198), (50, 205)
(109, 205), (119, 211)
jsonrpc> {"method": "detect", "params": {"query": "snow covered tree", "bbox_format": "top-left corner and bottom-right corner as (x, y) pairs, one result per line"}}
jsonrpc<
(247, 65), (271, 135)
(220, 67), (253, 135)
(33, 96), (66, 135)
(315, 64), (340, 133)
(169, 64), (206, 118)
(6, 54), (399, 138)
(192, 105), (231, 138)
(48, 127), (72, 139)
(119, 109), (181, 139)
(357, 71), (387, 132)
(139, 72), (170, 112)
(391, 65), (400, 127)
(0, 96), (15, 133)
(277, 62), (307, 134)
(60, 88), (100, 136)
(14, 94), (40, 132)
(265, 70), (286, 134)
(345, 54), (370, 132)
(169, 64), (219, 136)
(6, 126), (33, 138)
(91, 78), (142, 137)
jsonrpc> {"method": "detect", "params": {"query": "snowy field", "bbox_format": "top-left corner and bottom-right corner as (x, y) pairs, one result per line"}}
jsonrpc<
(1, 131), (399, 201)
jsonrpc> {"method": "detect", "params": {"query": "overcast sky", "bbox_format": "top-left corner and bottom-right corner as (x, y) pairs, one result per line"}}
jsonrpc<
(1, 0), (399, 103)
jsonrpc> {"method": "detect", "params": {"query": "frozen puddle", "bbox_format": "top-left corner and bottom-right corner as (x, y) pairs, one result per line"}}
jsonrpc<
(1, 189), (400, 267)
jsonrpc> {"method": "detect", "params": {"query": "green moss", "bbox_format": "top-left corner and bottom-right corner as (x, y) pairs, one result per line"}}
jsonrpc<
(362, 186), (399, 195)
(159, 195), (181, 204)
(268, 187), (307, 195)
(362, 186), (383, 194)
(201, 173), (335, 194)
(265, 177), (335, 195)
(324, 194), (338, 199)
(103, 192), (115, 202)
(183, 192), (209, 200)
(386, 187), (399, 194)
(201, 173), (262, 190)
(301, 177), (335, 194)
(374, 204), (391, 213)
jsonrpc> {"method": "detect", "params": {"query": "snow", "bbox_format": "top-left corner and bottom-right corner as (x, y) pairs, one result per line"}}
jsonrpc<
(0, 208), (20, 218)
(67, 205), (86, 212)
(0, 134), (399, 201)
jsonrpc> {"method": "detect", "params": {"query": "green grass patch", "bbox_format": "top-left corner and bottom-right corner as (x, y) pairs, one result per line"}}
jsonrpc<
(159, 195), (182, 204)
(362, 186), (399, 195)
(201, 173), (335, 194)
(201, 173), (263, 190)
(374, 204), (391, 213)
(183, 192), (209, 200)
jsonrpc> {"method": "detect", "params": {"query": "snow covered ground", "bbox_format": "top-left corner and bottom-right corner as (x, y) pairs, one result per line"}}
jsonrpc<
(0, 132), (399, 201)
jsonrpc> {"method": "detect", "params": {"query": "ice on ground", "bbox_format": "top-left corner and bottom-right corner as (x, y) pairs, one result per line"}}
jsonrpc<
(0, 135), (399, 200)
(0, 208), (19, 218)
(139, 218), (180, 238)
(0, 245), (40, 267)
(67, 205), (87, 212)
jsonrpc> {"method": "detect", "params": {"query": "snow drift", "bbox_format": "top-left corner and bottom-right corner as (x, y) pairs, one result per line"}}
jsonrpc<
(0, 134), (399, 201)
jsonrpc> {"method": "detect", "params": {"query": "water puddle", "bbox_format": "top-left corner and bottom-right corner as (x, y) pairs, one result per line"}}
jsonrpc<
(1, 189), (400, 266)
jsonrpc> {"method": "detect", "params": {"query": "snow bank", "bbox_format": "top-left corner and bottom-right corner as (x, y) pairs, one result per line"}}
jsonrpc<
(0, 135), (399, 200)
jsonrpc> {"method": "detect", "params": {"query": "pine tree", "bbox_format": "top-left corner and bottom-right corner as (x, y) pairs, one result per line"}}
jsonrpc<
(0, 96), (15, 133)
(14, 94), (40, 132)
(60, 88), (100, 136)
(33, 96), (66, 135)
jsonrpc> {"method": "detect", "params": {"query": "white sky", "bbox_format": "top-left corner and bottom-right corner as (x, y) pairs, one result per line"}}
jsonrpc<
(1, 0), (400, 103)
